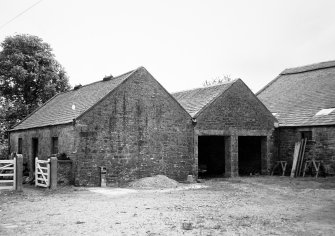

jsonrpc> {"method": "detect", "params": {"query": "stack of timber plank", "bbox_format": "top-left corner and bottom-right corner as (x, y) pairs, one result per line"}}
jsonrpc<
(290, 138), (307, 178)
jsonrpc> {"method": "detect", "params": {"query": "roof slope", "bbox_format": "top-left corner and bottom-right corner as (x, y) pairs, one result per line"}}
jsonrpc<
(172, 80), (236, 117)
(11, 69), (136, 131)
(281, 60), (335, 75)
(257, 60), (335, 127)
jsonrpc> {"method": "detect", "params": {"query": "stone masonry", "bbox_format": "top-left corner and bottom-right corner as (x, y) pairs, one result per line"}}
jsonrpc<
(194, 80), (276, 177)
(274, 126), (335, 175)
(73, 68), (194, 186)
(9, 125), (75, 176)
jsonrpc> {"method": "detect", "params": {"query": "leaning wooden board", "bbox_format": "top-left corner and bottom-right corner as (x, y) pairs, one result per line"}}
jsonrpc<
(290, 141), (301, 178)
(297, 138), (307, 177)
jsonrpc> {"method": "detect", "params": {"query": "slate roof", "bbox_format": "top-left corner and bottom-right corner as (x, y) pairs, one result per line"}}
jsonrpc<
(257, 60), (335, 127)
(11, 68), (137, 131)
(172, 80), (237, 117)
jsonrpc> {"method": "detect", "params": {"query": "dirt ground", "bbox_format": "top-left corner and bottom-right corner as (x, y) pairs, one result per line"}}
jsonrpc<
(1, 176), (335, 236)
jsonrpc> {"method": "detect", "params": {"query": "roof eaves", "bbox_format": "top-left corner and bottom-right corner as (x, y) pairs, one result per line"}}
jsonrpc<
(278, 122), (335, 128)
(9, 121), (73, 132)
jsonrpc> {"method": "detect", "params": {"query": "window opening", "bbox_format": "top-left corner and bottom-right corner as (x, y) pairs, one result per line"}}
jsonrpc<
(300, 131), (312, 141)
(51, 137), (59, 154)
(18, 138), (22, 154)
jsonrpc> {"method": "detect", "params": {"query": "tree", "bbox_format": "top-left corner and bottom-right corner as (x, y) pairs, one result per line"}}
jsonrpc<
(203, 74), (232, 87)
(0, 34), (70, 156)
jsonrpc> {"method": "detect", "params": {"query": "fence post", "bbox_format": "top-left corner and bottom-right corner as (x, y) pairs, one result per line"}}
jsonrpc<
(50, 156), (57, 189)
(16, 155), (23, 192)
(35, 157), (38, 186)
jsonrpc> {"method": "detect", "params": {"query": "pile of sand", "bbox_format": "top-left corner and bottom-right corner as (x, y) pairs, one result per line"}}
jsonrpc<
(128, 175), (180, 189)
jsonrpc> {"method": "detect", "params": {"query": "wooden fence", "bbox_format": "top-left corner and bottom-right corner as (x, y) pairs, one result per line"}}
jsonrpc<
(0, 158), (16, 190)
(35, 157), (50, 188)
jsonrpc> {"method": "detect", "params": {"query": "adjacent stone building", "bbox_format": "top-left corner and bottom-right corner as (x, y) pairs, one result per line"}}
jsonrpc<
(257, 61), (335, 175)
(173, 79), (276, 177)
(9, 66), (278, 186)
(9, 67), (194, 186)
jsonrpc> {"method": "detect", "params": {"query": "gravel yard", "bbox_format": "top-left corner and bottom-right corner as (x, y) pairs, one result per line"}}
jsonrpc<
(1, 176), (335, 236)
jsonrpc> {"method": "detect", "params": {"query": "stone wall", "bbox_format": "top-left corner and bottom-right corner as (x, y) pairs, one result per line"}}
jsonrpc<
(275, 126), (335, 175)
(57, 160), (74, 185)
(194, 80), (276, 177)
(74, 68), (194, 186)
(196, 79), (275, 131)
(9, 125), (76, 175)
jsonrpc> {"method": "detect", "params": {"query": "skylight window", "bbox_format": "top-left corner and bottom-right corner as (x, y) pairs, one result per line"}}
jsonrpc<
(315, 108), (335, 116)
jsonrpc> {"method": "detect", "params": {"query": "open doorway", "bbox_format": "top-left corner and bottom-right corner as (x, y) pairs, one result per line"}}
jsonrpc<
(31, 138), (38, 175)
(198, 136), (225, 178)
(238, 136), (262, 176)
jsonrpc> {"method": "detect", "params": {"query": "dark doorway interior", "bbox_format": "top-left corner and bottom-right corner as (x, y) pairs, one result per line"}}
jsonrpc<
(198, 136), (225, 178)
(32, 138), (38, 173)
(238, 136), (262, 175)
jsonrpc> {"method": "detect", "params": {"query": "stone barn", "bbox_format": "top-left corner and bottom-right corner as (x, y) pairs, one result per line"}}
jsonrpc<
(173, 79), (277, 177)
(9, 67), (195, 186)
(257, 61), (335, 175)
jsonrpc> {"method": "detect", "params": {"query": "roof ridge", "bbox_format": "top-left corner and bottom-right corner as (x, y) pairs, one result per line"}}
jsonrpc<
(75, 67), (140, 121)
(280, 60), (335, 75)
(40, 69), (137, 99)
(10, 67), (139, 131)
(257, 60), (335, 96)
(71, 69), (136, 91)
(172, 79), (238, 95)
(257, 62), (335, 126)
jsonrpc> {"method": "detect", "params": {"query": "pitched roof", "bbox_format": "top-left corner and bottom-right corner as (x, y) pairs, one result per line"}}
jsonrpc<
(280, 60), (335, 75)
(11, 68), (137, 131)
(257, 60), (335, 127)
(172, 80), (237, 117)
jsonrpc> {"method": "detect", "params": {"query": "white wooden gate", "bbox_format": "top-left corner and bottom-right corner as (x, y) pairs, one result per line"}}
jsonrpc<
(35, 157), (50, 188)
(0, 158), (16, 190)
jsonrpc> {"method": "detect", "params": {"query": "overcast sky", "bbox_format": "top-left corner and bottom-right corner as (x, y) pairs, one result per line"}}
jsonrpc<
(0, 0), (334, 93)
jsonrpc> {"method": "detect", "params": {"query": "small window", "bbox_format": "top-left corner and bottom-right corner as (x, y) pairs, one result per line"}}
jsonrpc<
(18, 138), (22, 154)
(301, 131), (312, 141)
(51, 137), (58, 155)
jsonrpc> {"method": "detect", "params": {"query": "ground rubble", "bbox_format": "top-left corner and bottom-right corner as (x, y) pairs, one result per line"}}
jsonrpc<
(0, 176), (334, 235)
